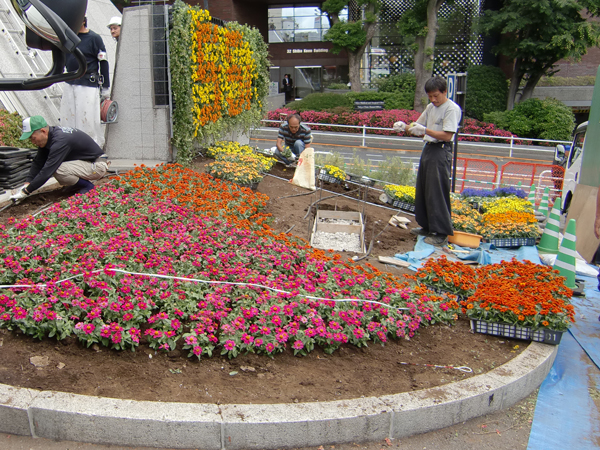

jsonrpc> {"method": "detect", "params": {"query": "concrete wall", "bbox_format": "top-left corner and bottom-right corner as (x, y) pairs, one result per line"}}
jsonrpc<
(531, 86), (594, 110)
(104, 6), (171, 161)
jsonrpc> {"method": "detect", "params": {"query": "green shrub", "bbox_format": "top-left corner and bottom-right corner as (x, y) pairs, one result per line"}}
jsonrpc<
(375, 73), (416, 110)
(376, 73), (416, 94)
(371, 157), (415, 186)
(465, 65), (508, 121)
(315, 151), (347, 169)
(483, 98), (575, 141)
(0, 110), (34, 148)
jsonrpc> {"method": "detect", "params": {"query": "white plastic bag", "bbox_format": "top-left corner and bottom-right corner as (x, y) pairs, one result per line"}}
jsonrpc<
(291, 147), (316, 191)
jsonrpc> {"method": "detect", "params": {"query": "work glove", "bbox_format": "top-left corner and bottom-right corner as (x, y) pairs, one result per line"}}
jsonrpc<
(392, 121), (406, 133)
(10, 186), (29, 202)
(100, 88), (110, 100)
(408, 123), (426, 137)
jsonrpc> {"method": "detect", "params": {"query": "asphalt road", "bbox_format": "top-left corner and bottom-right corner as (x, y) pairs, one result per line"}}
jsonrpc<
(250, 127), (559, 169)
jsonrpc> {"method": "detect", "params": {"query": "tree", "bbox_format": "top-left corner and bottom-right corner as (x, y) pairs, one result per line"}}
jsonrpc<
(397, 0), (447, 112)
(322, 0), (380, 92)
(480, 0), (600, 110)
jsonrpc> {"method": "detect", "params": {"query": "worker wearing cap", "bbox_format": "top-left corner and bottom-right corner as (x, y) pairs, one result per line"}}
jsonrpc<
(107, 16), (121, 41)
(9, 116), (109, 202)
(60, 16), (110, 148)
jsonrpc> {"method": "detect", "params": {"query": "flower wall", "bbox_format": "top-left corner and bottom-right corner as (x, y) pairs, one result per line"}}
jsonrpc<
(170, 1), (269, 163)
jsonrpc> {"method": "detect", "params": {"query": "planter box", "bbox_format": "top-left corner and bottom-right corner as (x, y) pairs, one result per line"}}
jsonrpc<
(470, 319), (563, 345)
(448, 231), (482, 249)
(486, 237), (537, 248)
(317, 170), (341, 184)
(310, 210), (366, 253)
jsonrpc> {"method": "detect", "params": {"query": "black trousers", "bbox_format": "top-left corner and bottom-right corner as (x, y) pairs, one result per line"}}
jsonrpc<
(414, 141), (454, 236)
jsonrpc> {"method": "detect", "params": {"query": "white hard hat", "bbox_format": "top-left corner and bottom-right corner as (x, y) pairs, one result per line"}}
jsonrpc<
(107, 16), (122, 27)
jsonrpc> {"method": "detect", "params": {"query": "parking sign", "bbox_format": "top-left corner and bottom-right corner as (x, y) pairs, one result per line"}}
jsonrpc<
(447, 74), (456, 102)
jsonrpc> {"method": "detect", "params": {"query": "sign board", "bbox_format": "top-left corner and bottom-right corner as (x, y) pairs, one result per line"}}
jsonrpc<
(269, 82), (279, 96)
(447, 73), (456, 102)
(354, 100), (384, 112)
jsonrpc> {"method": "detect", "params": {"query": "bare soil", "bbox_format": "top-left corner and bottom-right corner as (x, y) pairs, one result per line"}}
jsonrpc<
(0, 158), (524, 404)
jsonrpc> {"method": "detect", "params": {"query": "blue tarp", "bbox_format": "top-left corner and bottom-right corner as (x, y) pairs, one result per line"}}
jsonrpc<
(527, 276), (600, 450)
(393, 239), (541, 271)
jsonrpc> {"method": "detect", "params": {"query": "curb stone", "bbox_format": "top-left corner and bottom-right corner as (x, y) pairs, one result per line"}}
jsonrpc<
(0, 341), (557, 449)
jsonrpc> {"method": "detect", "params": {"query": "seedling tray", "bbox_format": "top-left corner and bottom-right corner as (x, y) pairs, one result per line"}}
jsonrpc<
(470, 319), (563, 345)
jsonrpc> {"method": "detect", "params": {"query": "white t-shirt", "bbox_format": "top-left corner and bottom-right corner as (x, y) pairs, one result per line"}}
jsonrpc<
(416, 99), (462, 143)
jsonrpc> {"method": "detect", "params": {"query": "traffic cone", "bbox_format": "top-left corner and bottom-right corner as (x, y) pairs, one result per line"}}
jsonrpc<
(537, 201), (561, 254)
(527, 184), (536, 206)
(537, 187), (549, 217)
(553, 219), (577, 290)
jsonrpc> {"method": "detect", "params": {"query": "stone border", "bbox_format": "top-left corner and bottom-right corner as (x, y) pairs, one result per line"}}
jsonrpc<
(0, 341), (557, 449)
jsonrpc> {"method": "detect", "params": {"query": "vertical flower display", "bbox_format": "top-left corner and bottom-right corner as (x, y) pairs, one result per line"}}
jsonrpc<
(170, 1), (269, 163)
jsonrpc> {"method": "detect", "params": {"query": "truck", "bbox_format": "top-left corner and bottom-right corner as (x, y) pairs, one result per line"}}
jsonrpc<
(554, 121), (587, 214)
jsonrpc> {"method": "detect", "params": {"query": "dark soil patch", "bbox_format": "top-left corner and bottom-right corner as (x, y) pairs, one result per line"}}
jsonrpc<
(0, 159), (524, 404)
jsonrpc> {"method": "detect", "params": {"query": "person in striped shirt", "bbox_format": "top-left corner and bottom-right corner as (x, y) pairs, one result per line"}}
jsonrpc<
(275, 114), (312, 166)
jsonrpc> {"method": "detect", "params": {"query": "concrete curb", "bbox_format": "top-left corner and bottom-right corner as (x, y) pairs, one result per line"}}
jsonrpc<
(0, 341), (557, 449)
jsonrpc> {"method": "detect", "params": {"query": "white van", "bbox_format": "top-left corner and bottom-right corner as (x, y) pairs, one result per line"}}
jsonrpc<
(555, 121), (587, 214)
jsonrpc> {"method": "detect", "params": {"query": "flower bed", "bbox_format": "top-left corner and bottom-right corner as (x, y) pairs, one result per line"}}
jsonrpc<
(383, 184), (416, 211)
(0, 165), (455, 360)
(410, 257), (575, 338)
(265, 108), (524, 143)
(451, 195), (539, 243)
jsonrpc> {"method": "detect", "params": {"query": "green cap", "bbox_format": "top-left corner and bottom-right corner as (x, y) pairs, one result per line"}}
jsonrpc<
(20, 115), (47, 140)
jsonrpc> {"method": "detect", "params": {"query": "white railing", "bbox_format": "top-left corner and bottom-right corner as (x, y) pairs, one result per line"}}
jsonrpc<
(255, 120), (571, 158)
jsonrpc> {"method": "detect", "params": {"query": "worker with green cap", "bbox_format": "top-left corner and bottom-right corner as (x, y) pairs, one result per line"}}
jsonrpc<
(9, 116), (109, 202)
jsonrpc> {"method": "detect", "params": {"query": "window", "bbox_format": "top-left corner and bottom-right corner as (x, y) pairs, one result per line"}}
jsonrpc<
(268, 4), (348, 43)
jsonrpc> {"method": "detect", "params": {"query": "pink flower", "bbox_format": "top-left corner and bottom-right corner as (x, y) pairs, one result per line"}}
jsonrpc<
(84, 323), (95, 334)
(224, 340), (236, 350)
(192, 346), (202, 355)
(292, 340), (304, 350)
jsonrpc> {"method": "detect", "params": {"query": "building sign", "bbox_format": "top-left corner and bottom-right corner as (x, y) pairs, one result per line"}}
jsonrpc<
(286, 48), (329, 54)
(269, 81), (279, 96)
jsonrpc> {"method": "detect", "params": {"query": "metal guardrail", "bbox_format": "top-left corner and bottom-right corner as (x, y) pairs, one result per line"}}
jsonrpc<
(256, 119), (571, 158)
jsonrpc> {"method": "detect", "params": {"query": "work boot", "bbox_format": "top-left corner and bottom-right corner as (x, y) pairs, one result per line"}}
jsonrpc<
(74, 178), (95, 194)
(410, 227), (429, 236)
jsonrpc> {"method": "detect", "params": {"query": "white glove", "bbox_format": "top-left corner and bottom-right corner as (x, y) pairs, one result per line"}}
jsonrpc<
(100, 88), (110, 100)
(408, 123), (426, 137)
(393, 121), (406, 133)
(10, 187), (29, 202)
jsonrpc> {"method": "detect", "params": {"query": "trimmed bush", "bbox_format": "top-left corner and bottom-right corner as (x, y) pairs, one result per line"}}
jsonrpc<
(375, 73), (416, 110)
(483, 98), (575, 142)
(286, 91), (413, 113)
(287, 93), (352, 112)
(465, 65), (508, 121)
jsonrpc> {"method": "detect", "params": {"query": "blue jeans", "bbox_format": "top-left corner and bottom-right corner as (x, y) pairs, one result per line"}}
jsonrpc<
(276, 140), (305, 165)
(292, 139), (305, 158)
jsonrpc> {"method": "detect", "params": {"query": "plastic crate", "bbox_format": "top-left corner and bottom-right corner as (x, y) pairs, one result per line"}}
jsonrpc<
(347, 174), (376, 187)
(486, 237), (536, 248)
(236, 181), (260, 191)
(470, 319), (563, 345)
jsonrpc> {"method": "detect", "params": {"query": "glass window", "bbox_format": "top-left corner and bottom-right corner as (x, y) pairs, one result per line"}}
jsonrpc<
(268, 5), (348, 43)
